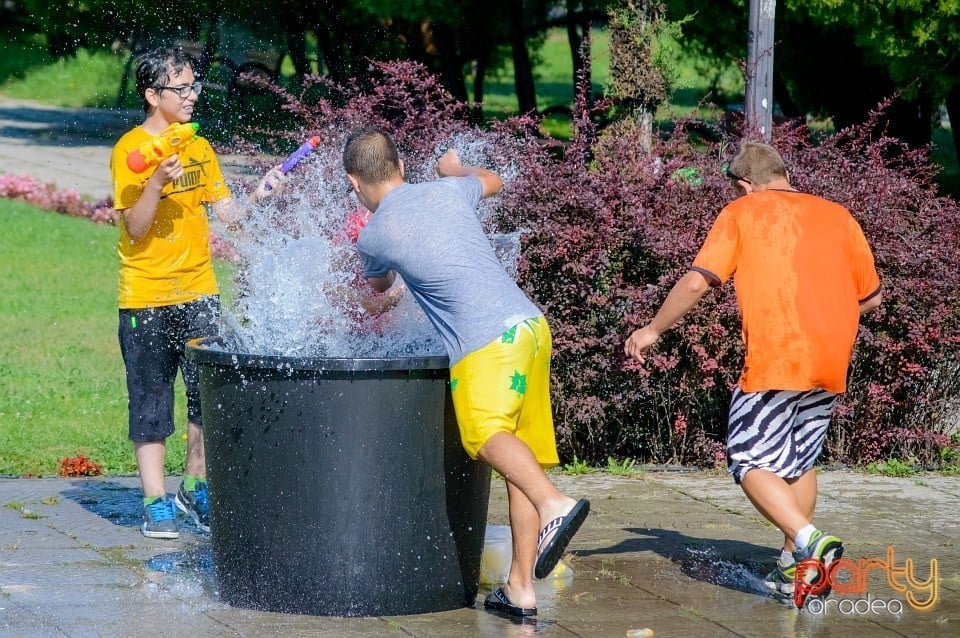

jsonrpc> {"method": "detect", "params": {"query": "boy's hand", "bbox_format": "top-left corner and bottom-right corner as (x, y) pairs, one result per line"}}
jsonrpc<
(624, 325), (660, 363)
(436, 149), (462, 177)
(436, 148), (503, 197)
(149, 154), (183, 188)
(253, 164), (285, 201)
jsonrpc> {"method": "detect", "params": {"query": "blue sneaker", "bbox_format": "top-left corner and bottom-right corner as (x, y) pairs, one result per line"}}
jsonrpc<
(174, 481), (210, 533)
(142, 498), (179, 539)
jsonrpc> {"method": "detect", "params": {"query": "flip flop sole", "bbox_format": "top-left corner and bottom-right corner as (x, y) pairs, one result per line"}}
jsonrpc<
(534, 498), (589, 579)
(483, 587), (537, 617)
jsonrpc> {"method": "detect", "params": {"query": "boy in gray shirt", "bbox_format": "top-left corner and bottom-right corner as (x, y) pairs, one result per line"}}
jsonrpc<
(345, 127), (589, 618)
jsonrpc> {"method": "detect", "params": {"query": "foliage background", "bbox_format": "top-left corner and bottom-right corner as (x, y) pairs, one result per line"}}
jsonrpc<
(232, 61), (960, 470)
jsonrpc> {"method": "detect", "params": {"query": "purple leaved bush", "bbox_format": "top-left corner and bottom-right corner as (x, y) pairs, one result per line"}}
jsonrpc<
(8, 64), (960, 468)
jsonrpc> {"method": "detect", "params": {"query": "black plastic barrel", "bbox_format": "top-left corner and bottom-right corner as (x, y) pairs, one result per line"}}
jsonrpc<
(185, 336), (491, 616)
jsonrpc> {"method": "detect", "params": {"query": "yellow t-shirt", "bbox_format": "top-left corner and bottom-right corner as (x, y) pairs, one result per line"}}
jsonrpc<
(110, 126), (232, 309)
(692, 190), (881, 394)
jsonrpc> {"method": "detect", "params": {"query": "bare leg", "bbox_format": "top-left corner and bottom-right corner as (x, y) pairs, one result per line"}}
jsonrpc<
(500, 481), (538, 608)
(478, 432), (577, 604)
(782, 469), (817, 551)
(739, 468), (811, 548)
(135, 441), (167, 499)
(185, 421), (206, 479)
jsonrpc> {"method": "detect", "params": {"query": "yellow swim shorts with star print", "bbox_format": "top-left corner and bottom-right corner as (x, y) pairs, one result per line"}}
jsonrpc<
(449, 316), (560, 467)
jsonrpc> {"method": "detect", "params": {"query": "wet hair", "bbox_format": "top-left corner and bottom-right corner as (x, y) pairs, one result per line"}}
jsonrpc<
(342, 127), (402, 185)
(134, 46), (195, 113)
(727, 141), (788, 185)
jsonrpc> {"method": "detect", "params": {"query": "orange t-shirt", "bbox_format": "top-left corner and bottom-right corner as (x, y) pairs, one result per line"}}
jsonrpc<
(692, 190), (881, 393)
(110, 126), (232, 309)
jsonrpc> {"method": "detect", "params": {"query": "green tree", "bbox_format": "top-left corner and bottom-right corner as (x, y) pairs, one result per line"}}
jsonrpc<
(21, 0), (217, 54)
(665, 0), (960, 154)
(607, 1), (687, 151)
(786, 0), (960, 152)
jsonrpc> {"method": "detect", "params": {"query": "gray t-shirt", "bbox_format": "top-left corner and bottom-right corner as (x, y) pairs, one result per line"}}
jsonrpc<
(358, 176), (542, 365)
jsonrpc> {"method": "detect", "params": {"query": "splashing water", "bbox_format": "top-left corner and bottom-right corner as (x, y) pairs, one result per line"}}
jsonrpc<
(684, 546), (774, 596)
(213, 132), (523, 358)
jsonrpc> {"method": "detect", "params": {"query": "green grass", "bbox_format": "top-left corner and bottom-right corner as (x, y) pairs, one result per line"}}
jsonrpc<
(0, 200), (234, 476)
(0, 32), (129, 109)
(472, 28), (743, 138)
(470, 29), (609, 118)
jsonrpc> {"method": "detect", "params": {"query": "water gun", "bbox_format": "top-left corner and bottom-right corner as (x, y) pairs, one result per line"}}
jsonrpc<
(127, 122), (200, 173)
(280, 136), (321, 174)
(262, 136), (321, 193)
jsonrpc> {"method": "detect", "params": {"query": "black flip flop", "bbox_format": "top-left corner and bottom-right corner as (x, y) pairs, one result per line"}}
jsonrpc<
(483, 587), (537, 617)
(534, 498), (590, 579)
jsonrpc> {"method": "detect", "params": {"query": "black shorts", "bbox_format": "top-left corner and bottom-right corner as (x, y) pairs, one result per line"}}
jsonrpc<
(118, 296), (220, 442)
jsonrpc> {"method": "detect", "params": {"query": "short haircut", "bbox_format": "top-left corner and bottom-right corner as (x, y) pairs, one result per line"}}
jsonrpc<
(134, 46), (195, 113)
(727, 141), (788, 185)
(342, 127), (402, 185)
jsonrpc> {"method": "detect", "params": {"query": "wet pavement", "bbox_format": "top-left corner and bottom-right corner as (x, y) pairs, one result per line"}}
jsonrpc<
(0, 97), (958, 636)
(0, 470), (957, 637)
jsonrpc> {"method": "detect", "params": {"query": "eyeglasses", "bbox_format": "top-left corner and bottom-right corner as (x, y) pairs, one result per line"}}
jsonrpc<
(725, 167), (751, 184)
(155, 82), (203, 99)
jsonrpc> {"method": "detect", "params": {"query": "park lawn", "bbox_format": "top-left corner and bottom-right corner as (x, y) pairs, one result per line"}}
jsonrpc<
(0, 200), (235, 476)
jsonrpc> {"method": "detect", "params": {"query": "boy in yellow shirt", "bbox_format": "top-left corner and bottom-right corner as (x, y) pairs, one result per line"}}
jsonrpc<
(111, 46), (281, 539)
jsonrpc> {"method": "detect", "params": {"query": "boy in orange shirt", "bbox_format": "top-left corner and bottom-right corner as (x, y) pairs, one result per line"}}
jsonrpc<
(111, 46), (281, 539)
(625, 141), (881, 607)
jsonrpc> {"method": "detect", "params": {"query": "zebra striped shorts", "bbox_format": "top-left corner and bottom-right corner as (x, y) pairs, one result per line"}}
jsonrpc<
(726, 388), (838, 484)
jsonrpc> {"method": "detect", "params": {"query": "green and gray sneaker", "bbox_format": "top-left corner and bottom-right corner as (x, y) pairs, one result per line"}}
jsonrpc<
(174, 481), (210, 533)
(764, 560), (796, 596)
(792, 530), (844, 608)
(142, 497), (179, 539)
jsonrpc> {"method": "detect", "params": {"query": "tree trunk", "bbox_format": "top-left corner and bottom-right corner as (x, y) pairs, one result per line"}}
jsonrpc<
(509, 2), (537, 115)
(566, 4), (593, 111)
(885, 92), (933, 149)
(432, 22), (468, 104)
(315, 24), (348, 83)
(637, 108), (653, 154)
(946, 88), (960, 174)
(566, 4), (583, 85)
(472, 54), (487, 124)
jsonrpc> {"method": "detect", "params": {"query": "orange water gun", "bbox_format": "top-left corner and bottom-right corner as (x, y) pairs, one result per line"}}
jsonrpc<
(126, 122), (200, 173)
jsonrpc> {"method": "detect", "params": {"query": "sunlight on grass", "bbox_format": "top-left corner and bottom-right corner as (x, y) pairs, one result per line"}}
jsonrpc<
(0, 201), (240, 475)
(470, 29), (611, 122)
(471, 27), (744, 140)
(1, 48), (129, 109)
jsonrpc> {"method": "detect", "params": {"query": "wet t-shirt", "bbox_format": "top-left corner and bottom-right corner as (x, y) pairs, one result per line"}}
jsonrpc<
(358, 177), (541, 365)
(692, 190), (881, 393)
(110, 125), (232, 309)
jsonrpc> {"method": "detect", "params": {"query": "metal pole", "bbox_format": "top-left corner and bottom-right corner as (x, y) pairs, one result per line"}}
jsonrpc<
(745, 0), (776, 140)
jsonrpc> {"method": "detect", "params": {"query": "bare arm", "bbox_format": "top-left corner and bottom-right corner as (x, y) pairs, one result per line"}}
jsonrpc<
(357, 283), (405, 315)
(210, 164), (285, 229)
(860, 290), (882, 315)
(436, 149), (503, 198)
(624, 270), (712, 362)
(122, 154), (182, 241)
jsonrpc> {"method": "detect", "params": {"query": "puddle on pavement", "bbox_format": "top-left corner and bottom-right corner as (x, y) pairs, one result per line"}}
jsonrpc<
(62, 487), (575, 628)
(61, 479), (209, 533)
(683, 545), (778, 596)
(59, 481), (854, 634)
(62, 479), (146, 528)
